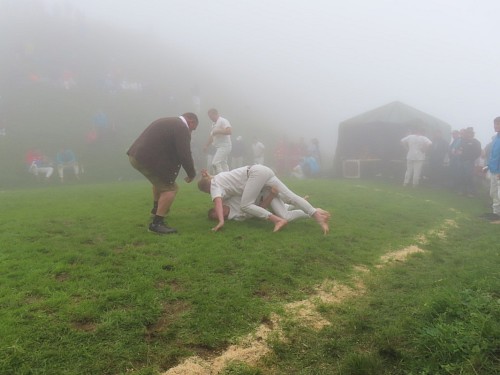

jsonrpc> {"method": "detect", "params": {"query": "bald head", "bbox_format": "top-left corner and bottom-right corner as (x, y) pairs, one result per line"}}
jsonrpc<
(207, 108), (219, 122)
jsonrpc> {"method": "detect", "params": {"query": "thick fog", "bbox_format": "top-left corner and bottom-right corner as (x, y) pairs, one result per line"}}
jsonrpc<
(2, 0), (500, 186)
(46, 0), (500, 144)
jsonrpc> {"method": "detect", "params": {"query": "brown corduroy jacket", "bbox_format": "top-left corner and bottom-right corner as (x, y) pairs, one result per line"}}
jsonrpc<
(127, 117), (196, 184)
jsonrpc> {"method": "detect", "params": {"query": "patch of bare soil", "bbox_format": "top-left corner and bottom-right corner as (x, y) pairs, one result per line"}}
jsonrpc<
(416, 219), (458, 244)
(376, 245), (426, 268)
(428, 219), (458, 239)
(163, 314), (280, 375)
(162, 357), (210, 375)
(285, 278), (366, 330)
(146, 301), (190, 342)
(72, 321), (97, 332)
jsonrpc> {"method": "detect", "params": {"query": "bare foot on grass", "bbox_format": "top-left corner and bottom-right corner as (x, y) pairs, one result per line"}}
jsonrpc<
(273, 219), (288, 232)
(315, 208), (331, 219)
(316, 217), (329, 235)
(313, 209), (331, 235)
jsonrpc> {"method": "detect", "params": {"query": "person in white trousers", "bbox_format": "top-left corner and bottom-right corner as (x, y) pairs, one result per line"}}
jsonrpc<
(204, 108), (232, 174)
(400, 126), (432, 187)
(251, 138), (265, 165)
(207, 188), (310, 223)
(29, 160), (54, 180)
(198, 164), (330, 233)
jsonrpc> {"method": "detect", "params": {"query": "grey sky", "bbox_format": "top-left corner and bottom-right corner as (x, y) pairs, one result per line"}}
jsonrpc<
(45, 0), (500, 152)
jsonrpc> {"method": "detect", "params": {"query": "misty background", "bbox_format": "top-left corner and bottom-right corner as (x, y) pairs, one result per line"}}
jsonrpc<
(1, 0), (499, 187)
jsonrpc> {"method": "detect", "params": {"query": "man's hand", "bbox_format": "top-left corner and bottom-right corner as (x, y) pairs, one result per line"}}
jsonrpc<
(184, 176), (194, 183)
(212, 221), (224, 231)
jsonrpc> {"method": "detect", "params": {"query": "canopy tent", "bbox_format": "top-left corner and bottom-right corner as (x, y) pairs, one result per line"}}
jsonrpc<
(333, 101), (452, 178)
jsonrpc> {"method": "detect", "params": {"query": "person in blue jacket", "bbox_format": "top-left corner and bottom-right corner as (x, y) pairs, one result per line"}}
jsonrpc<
(484, 117), (500, 220)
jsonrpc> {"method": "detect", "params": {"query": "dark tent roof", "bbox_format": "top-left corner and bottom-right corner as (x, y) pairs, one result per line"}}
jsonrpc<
(339, 101), (451, 131)
(333, 101), (452, 176)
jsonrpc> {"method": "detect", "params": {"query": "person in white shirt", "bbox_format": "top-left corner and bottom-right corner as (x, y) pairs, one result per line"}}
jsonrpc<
(207, 188), (310, 223)
(198, 164), (330, 234)
(400, 126), (432, 187)
(251, 138), (265, 165)
(204, 108), (232, 174)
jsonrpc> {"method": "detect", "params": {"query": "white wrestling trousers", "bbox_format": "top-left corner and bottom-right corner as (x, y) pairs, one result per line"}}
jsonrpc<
(57, 162), (80, 179)
(404, 159), (425, 186)
(241, 164), (316, 219)
(270, 198), (309, 221)
(490, 173), (500, 215)
(211, 145), (231, 174)
(29, 163), (54, 178)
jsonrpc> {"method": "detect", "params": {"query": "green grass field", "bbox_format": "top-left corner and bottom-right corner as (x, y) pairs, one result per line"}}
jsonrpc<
(0, 178), (498, 375)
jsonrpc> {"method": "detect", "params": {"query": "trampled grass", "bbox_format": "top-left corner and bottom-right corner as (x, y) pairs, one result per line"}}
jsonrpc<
(0, 178), (498, 374)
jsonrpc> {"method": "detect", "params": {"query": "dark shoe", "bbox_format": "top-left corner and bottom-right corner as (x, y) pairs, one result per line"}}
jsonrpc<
(148, 222), (177, 234)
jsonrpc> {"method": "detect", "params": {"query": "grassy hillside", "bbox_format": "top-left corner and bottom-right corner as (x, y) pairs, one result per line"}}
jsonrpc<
(0, 179), (498, 374)
(0, 3), (263, 188)
(0, 3), (200, 188)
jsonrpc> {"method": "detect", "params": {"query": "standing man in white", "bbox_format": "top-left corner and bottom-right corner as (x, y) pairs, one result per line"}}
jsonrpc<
(252, 137), (265, 165)
(204, 108), (232, 174)
(400, 125), (432, 187)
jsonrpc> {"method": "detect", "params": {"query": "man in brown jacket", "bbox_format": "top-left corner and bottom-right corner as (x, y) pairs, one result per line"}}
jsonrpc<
(127, 113), (198, 234)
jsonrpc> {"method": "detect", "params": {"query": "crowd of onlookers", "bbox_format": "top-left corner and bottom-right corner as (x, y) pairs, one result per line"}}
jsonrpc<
(401, 125), (494, 197)
(25, 148), (81, 183)
(401, 118), (500, 221)
(197, 132), (323, 179)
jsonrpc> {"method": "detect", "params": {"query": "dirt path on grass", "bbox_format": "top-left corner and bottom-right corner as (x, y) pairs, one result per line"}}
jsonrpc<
(162, 219), (455, 375)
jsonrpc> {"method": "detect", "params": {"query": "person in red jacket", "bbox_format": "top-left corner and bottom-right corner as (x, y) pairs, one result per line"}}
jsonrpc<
(127, 113), (198, 234)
